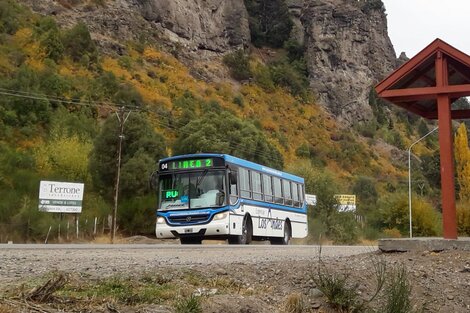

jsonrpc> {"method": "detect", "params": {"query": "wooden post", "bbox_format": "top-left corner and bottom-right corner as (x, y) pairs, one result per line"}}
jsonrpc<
(437, 95), (458, 239)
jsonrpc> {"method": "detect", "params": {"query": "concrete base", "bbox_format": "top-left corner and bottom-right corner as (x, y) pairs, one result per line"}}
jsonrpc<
(378, 237), (470, 252)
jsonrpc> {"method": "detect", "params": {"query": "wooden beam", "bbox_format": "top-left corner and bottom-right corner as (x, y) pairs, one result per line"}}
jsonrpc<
(379, 84), (470, 102)
(427, 109), (470, 119)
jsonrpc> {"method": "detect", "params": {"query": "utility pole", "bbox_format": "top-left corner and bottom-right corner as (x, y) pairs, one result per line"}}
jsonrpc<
(111, 107), (131, 243)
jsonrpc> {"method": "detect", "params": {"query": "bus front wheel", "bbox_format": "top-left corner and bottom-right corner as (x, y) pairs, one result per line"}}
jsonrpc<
(228, 216), (252, 244)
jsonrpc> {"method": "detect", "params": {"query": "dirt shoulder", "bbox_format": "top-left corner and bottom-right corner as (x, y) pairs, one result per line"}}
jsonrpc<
(0, 247), (469, 312)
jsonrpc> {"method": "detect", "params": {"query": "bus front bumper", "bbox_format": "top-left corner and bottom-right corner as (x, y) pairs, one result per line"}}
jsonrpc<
(155, 218), (230, 239)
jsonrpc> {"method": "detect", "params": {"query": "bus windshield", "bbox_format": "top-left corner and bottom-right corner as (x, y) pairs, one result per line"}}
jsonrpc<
(158, 170), (226, 211)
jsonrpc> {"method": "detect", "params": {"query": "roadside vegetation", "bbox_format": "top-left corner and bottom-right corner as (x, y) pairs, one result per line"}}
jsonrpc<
(0, 0), (469, 244)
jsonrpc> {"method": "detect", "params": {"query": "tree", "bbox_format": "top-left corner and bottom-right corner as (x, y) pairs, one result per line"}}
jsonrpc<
(454, 123), (470, 200)
(62, 22), (97, 63)
(89, 113), (166, 200)
(352, 176), (378, 215)
(420, 152), (441, 190)
(244, 0), (293, 48)
(173, 111), (284, 169)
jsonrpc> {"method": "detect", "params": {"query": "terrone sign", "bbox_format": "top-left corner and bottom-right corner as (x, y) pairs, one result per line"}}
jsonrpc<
(39, 181), (84, 213)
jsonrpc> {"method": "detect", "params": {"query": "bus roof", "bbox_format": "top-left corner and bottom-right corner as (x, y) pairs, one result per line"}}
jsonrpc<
(159, 153), (304, 183)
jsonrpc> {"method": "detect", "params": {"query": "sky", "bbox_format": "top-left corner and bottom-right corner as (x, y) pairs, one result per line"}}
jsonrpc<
(382, 0), (470, 58)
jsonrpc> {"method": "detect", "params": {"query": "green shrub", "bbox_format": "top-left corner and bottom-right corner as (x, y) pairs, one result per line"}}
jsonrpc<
(174, 294), (202, 313)
(62, 22), (97, 63)
(223, 49), (252, 81)
(383, 264), (413, 313)
(377, 193), (441, 237)
(0, 0), (26, 34)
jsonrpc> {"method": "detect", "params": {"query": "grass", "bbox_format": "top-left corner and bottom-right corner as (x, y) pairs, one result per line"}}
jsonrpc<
(58, 275), (178, 305)
(283, 292), (305, 313)
(174, 294), (203, 313)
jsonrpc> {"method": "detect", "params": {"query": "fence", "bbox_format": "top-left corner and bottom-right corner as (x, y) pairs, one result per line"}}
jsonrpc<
(0, 216), (111, 243)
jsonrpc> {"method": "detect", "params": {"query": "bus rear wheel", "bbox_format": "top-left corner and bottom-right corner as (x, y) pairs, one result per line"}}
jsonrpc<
(180, 237), (202, 244)
(270, 220), (291, 245)
(228, 216), (252, 244)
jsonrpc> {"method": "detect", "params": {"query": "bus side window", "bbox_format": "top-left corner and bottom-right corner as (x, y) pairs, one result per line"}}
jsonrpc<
(263, 174), (273, 202)
(229, 171), (238, 204)
(292, 183), (300, 207)
(299, 184), (304, 206)
(284, 180), (293, 206)
(252, 171), (263, 201)
(273, 177), (283, 204)
(240, 168), (251, 199)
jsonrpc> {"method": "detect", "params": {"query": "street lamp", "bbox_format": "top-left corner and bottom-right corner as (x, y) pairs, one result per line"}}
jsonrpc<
(408, 126), (438, 238)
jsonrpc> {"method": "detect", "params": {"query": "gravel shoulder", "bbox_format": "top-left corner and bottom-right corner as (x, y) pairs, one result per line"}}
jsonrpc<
(0, 244), (469, 312)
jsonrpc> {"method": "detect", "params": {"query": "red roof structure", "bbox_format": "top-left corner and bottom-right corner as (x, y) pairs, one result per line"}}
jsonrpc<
(376, 39), (470, 239)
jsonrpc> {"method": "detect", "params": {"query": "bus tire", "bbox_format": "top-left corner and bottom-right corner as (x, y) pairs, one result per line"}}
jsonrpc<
(228, 215), (252, 244)
(180, 237), (202, 244)
(270, 220), (291, 245)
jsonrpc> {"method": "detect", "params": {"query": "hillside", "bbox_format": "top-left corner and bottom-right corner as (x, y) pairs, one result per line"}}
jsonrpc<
(1, 0), (467, 243)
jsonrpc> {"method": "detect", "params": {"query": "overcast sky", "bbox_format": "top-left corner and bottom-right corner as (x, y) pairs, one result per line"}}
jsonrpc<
(382, 0), (470, 58)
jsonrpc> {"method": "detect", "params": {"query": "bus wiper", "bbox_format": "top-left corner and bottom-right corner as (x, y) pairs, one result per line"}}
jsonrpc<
(195, 169), (209, 189)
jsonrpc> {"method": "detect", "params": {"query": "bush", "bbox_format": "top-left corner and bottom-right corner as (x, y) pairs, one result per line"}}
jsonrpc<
(223, 49), (252, 81)
(383, 265), (413, 313)
(62, 22), (97, 63)
(269, 60), (310, 99)
(312, 251), (386, 313)
(283, 293), (305, 313)
(457, 200), (470, 235)
(377, 193), (441, 237)
(174, 294), (202, 313)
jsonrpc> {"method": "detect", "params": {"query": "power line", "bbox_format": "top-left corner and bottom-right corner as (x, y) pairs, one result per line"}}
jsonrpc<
(0, 88), (285, 165)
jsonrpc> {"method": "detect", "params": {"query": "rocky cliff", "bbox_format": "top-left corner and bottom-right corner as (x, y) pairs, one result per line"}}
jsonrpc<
(302, 0), (397, 124)
(19, 0), (397, 123)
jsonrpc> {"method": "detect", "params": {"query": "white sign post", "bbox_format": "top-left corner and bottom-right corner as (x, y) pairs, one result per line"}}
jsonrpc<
(39, 181), (84, 213)
(305, 194), (317, 206)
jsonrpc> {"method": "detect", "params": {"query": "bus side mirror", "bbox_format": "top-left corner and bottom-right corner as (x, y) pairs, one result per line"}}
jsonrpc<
(229, 172), (237, 185)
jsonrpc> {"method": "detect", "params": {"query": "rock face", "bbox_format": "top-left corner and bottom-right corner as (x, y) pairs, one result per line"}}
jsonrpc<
(137, 0), (250, 53)
(18, 0), (249, 56)
(302, 0), (397, 124)
(18, 0), (397, 123)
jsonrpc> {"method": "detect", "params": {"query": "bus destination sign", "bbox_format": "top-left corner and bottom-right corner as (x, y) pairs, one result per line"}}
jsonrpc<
(160, 158), (214, 171)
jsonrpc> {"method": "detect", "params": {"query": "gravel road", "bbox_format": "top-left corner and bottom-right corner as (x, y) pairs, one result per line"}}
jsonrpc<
(0, 244), (375, 284)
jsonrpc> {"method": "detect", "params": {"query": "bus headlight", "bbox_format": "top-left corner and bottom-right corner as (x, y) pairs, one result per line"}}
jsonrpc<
(157, 217), (166, 224)
(213, 212), (228, 221)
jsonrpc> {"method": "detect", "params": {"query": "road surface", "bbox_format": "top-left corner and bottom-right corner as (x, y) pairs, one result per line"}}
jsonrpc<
(0, 244), (376, 283)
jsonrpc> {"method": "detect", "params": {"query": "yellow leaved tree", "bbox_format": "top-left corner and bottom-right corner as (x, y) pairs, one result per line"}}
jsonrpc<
(454, 123), (470, 200)
(454, 123), (470, 235)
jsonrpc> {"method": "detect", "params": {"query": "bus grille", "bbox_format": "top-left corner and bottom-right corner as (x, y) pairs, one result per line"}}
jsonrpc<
(167, 213), (210, 225)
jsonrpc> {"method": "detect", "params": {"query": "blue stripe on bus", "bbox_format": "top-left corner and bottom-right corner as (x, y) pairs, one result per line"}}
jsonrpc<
(239, 199), (307, 214)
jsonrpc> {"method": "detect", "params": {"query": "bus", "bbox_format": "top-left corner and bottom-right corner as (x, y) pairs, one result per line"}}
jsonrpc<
(152, 154), (307, 244)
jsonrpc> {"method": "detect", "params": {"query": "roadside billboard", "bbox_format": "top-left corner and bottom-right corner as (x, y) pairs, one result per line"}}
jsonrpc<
(38, 181), (84, 213)
(334, 194), (356, 212)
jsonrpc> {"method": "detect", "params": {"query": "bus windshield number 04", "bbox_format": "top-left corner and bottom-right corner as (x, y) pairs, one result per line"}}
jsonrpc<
(161, 158), (213, 171)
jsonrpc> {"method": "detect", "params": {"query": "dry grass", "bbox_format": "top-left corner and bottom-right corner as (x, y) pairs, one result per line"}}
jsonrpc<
(283, 292), (306, 313)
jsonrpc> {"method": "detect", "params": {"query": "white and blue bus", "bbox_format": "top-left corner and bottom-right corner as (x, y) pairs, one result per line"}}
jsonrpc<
(153, 154), (307, 244)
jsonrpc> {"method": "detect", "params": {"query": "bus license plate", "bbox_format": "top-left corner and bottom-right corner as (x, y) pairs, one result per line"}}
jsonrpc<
(184, 228), (193, 233)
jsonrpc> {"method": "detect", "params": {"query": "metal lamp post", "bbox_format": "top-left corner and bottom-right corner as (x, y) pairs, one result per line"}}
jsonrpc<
(407, 127), (438, 238)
